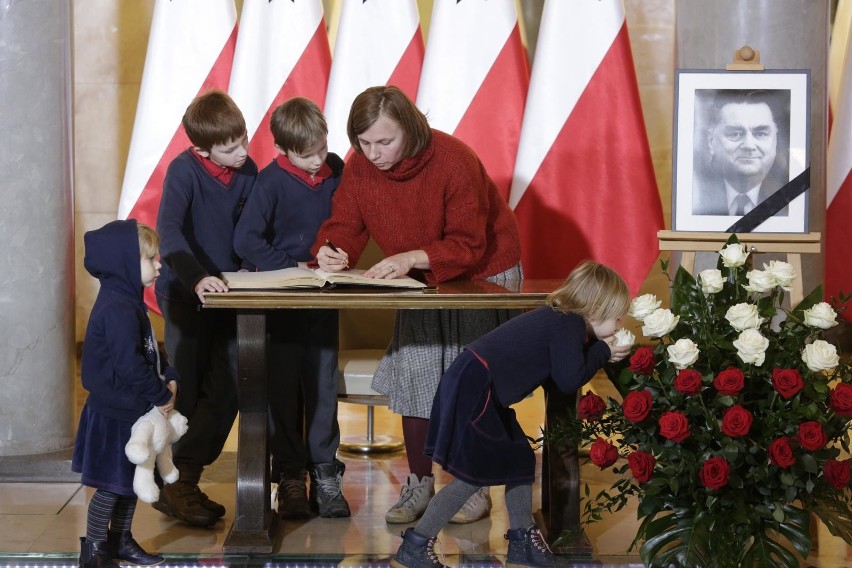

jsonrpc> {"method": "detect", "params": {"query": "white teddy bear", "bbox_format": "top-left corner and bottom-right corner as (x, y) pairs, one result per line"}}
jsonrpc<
(124, 408), (189, 503)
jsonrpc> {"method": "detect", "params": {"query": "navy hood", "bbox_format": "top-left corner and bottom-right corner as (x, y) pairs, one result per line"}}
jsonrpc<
(84, 219), (143, 302)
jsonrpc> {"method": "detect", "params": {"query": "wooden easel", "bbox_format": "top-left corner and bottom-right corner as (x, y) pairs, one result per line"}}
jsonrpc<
(658, 230), (821, 306)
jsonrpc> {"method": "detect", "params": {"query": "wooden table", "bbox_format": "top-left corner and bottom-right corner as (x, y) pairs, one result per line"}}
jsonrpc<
(204, 278), (582, 553)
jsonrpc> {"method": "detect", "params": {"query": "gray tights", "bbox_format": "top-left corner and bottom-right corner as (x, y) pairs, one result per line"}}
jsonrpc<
(414, 478), (534, 538)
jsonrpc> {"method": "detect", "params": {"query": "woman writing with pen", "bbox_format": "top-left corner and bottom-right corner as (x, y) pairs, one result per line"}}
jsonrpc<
(312, 86), (521, 525)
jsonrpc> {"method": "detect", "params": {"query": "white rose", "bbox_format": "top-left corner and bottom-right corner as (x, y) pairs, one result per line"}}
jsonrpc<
(719, 243), (749, 267)
(667, 338), (700, 369)
(641, 308), (679, 338)
(629, 294), (661, 320)
(744, 269), (775, 293)
(803, 302), (839, 329)
(802, 340), (840, 372)
(733, 329), (770, 366)
(763, 260), (797, 291)
(724, 303), (763, 331)
(699, 269), (724, 294)
(613, 328), (636, 347)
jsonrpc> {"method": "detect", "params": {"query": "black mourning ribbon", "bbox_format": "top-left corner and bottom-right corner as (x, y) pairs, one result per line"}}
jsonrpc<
(725, 167), (810, 233)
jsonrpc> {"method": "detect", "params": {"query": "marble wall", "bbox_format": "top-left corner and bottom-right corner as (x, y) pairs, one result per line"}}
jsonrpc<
(71, 0), (677, 341)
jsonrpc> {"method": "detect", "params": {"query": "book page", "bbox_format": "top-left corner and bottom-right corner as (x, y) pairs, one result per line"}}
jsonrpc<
(221, 267), (324, 289)
(315, 268), (426, 289)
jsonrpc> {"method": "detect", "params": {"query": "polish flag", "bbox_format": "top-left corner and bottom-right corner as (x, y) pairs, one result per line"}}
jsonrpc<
(508, 0), (663, 295)
(416, 0), (529, 200)
(228, 0), (331, 169)
(829, 0), (852, 123)
(324, 0), (423, 158)
(826, 26), (852, 321)
(117, 0), (237, 312)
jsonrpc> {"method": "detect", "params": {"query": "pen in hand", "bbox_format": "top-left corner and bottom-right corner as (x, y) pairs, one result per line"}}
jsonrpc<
(325, 239), (349, 269)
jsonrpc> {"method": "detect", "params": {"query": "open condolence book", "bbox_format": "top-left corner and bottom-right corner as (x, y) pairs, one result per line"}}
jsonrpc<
(221, 267), (427, 290)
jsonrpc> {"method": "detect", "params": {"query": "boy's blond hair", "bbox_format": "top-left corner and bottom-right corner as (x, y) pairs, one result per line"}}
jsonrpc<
(182, 90), (247, 151)
(547, 261), (630, 322)
(137, 222), (159, 259)
(270, 97), (328, 154)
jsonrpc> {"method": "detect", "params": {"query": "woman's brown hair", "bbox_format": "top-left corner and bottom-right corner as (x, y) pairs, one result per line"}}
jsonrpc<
(346, 86), (431, 157)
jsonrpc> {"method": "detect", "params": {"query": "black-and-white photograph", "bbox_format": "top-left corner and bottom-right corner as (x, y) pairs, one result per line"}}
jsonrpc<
(672, 70), (810, 232)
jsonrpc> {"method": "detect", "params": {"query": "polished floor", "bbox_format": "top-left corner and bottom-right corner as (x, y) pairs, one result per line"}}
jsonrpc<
(2, 382), (851, 567)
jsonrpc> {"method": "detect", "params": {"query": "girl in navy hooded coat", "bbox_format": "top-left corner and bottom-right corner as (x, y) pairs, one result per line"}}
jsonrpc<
(72, 220), (177, 568)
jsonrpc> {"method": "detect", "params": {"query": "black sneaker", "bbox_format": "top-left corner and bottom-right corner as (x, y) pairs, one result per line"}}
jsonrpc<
(152, 481), (220, 527)
(505, 525), (569, 568)
(277, 477), (311, 519)
(391, 528), (448, 568)
(309, 461), (351, 518)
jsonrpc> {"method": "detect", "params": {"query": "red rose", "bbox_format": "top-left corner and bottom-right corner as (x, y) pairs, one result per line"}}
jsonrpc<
(589, 437), (618, 469)
(628, 346), (656, 375)
(673, 369), (703, 395)
(578, 392), (606, 421)
(622, 390), (653, 423)
(658, 410), (690, 443)
(771, 368), (804, 399)
(830, 383), (852, 417)
(627, 450), (656, 483)
(797, 421), (828, 451)
(713, 367), (745, 396)
(721, 404), (753, 438)
(824, 459), (852, 489)
(767, 436), (795, 468)
(699, 456), (730, 490)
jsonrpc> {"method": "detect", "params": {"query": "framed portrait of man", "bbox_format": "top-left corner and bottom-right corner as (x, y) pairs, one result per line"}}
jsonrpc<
(672, 70), (810, 233)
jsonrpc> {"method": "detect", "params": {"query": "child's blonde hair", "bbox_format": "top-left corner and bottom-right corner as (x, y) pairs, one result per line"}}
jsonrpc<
(270, 97), (328, 154)
(547, 261), (630, 322)
(137, 222), (159, 259)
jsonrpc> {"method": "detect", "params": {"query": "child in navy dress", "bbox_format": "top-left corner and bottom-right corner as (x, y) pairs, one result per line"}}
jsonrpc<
(73, 220), (178, 568)
(392, 261), (632, 568)
(234, 97), (349, 519)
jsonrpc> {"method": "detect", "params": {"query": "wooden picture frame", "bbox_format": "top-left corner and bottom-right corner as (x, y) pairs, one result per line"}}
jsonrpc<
(672, 70), (810, 233)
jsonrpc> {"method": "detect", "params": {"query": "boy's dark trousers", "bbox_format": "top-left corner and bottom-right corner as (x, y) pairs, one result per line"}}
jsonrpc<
(155, 298), (239, 525)
(268, 308), (341, 479)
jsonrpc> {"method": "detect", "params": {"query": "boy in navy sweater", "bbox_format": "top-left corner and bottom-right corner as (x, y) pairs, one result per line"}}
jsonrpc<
(153, 89), (257, 527)
(234, 97), (349, 519)
(74, 220), (177, 567)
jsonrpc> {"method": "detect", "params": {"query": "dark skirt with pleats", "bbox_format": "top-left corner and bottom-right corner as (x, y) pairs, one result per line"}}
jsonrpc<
(71, 403), (137, 495)
(425, 349), (535, 486)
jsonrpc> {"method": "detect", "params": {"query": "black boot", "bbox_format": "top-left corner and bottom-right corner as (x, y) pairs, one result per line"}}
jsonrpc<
(505, 525), (569, 568)
(78, 537), (119, 568)
(107, 531), (164, 566)
(277, 469), (310, 520)
(391, 527), (448, 568)
(151, 480), (220, 527)
(309, 460), (351, 518)
(175, 464), (227, 518)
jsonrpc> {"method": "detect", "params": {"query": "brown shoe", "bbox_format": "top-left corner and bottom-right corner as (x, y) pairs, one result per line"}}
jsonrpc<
(152, 481), (220, 527)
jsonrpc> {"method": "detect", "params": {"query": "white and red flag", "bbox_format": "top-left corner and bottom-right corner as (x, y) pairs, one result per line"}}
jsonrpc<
(416, 0), (529, 200)
(508, 0), (663, 295)
(228, 0), (331, 168)
(117, 0), (237, 312)
(826, 24), (852, 321)
(829, 0), (852, 123)
(324, 0), (423, 158)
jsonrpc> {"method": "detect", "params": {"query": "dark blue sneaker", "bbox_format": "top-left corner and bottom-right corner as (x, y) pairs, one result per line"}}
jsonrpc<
(505, 525), (569, 568)
(391, 527), (448, 568)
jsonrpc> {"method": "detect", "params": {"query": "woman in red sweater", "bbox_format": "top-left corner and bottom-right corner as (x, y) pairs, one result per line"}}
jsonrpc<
(313, 86), (522, 525)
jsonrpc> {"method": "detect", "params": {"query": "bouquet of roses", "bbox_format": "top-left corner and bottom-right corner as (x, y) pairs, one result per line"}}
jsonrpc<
(565, 236), (852, 568)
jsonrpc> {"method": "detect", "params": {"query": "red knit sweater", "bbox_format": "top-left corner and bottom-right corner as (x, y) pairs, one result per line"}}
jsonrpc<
(313, 130), (521, 283)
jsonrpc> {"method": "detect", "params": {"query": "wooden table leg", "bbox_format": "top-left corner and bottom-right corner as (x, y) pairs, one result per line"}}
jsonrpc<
(539, 386), (591, 555)
(223, 310), (276, 553)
